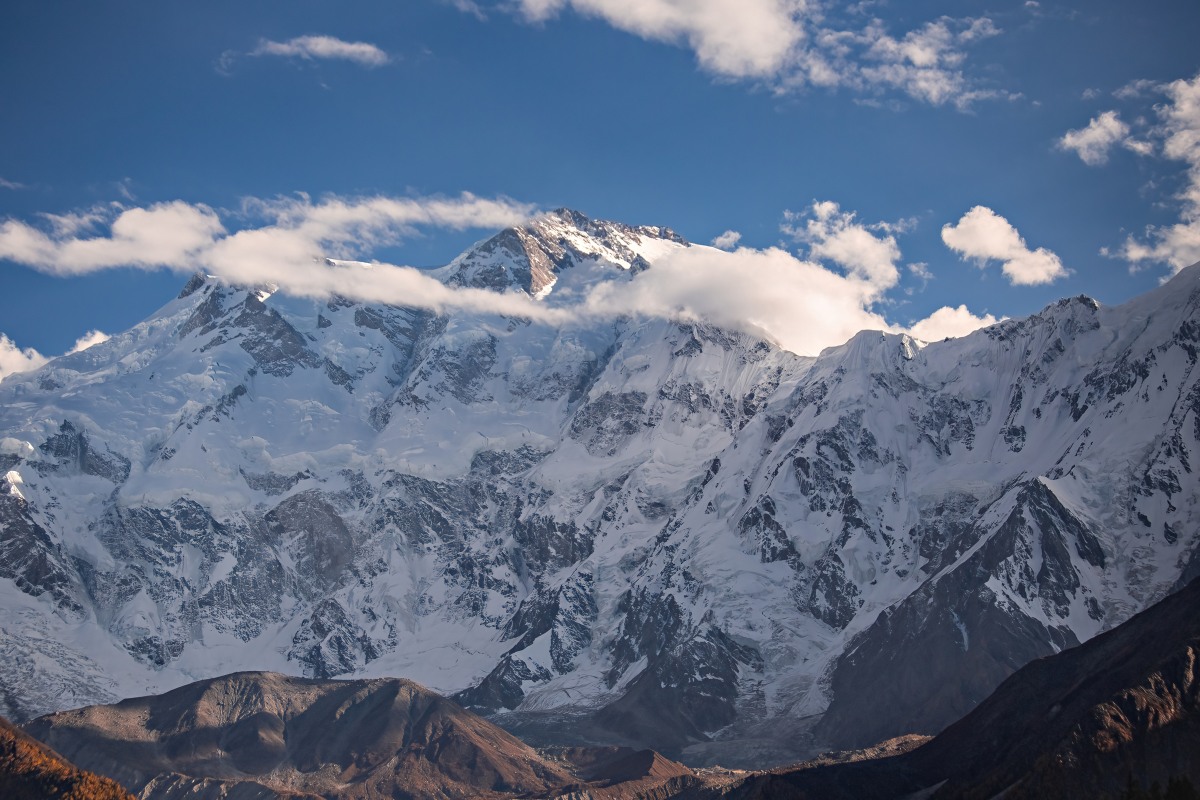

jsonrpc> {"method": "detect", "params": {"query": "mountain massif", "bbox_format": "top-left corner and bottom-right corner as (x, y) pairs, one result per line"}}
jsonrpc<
(1, 209), (1198, 764)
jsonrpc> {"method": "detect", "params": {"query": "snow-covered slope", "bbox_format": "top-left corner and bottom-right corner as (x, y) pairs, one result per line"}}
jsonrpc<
(1, 209), (1197, 766)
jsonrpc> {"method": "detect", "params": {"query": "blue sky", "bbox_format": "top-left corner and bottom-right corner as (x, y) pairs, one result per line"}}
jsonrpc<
(1, 0), (1198, 371)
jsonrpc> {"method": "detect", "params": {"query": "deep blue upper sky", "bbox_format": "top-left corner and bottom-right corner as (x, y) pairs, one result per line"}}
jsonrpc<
(1, 0), (1198, 360)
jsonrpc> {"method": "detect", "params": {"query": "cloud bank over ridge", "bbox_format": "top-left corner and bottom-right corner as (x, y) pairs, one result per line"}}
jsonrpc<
(0, 193), (1003, 363)
(0, 330), (110, 381)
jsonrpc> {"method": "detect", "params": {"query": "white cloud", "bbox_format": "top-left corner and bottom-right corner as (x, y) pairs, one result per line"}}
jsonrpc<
(0, 193), (535, 278)
(942, 206), (1068, 286)
(1123, 138), (1154, 157)
(784, 200), (901, 293)
(1160, 74), (1200, 213)
(516, 0), (805, 79)
(195, 199), (901, 357)
(1118, 225), (1200, 274)
(582, 244), (891, 356)
(497, 1), (1006, 108)
(0, 192), (557, 342)
(852, 17), (1006, 109)
(67, 330), (110, 354)
(0, 202), (226, 275)
(710, 230), (742, 250)
(1110, 72), (1200, 273)
(0, 195), (996, 358)
(0, 334), (48, 381)
(276, 243), (886, 357)
(0, 328), (112, 383)
(250, 35), (390, 67)
(216, 49), (238, 76)
(39, 204), (120, 237)
(906, 304), (998, 341)
(811, 16), (1013, 110)
(1114, 78), (1157, 101)
(0, 178), (23, 191)
(1059, 110), (1131, 166)
(444, 0), (488, 20)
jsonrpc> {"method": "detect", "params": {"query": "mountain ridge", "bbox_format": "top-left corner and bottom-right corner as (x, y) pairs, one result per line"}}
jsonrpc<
(22, 670), (576, 799)
(0, 209), (1197, 765)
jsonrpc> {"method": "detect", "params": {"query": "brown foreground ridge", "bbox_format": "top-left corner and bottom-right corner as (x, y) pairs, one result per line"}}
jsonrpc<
(24, 671), (573, 799)
(20, 578), (1200, 799)
(21, 670), (744, 799)
(1, 713), (134, 800)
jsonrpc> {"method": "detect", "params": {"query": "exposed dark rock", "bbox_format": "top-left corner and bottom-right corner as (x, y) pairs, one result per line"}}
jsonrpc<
(723, 578), (1200, 800)
(570, 391), (648, 456)
(288, 599), (379, 677)
(264, 491), (353, 595)
(37, 421), (130, 483)
(0, 493), (83, 614)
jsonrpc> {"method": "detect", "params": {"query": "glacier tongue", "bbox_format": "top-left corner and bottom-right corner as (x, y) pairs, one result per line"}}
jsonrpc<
(1, 211), (1199, 766)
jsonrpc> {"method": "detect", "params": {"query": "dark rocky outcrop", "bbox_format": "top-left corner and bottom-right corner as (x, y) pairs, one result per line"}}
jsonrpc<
(724, 578), (1200, 799)
(815, 478), (1096, 749)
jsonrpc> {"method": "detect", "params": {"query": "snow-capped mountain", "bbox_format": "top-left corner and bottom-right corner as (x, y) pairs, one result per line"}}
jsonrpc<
(1, 209), (1197, 765)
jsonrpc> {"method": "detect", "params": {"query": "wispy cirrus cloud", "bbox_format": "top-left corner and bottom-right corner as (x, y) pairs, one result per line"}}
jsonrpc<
(843, 16), (1008, 109)
(220, 34), (391, 75)
(250, 35), (391, 67)
(472, 0), (1013, 109)
(443, 0), (489, 21)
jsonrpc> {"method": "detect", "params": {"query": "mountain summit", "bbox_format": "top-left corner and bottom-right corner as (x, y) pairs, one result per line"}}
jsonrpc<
(0, 214), (1198, 766)
(439, 207), (686, 297)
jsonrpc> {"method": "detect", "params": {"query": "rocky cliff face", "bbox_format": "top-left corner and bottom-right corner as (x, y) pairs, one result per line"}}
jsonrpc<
(1, 208), (1198, 764)
(720, 577), (1200, 799)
